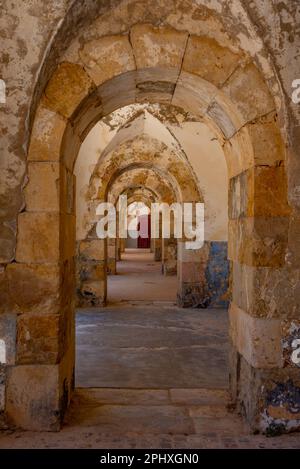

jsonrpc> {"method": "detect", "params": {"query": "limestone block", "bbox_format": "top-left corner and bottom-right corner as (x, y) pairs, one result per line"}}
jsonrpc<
(228, 171), (249, 219)
(79, 35), (135, 86)
(223, 126), (253, 178)
(130, 24), (188, 70)
(222, 62), (275, 125)
(229, 166), (290, 219)
(79, 239), (105, 261)
(183, 36), (242, 88)
(97, 71), (136, 116)
(28, 102), (66, 162)
(135, 67), (178, 104)
(44, 62), (95, 119)
(228, 217), (288, 267)
(252, 166), (290, 217)
(172, 71), (216, 118)
(24, 162), (60, 212)
(7, 263), (60, 314)
(246, 112), (285, 167)
(6, 364), (61, 431)
(16, 212), (60, 263)
(229, 302), (282, 368)
(16, 314), (61, 365)
(207, 99), (239, 139)
(232, 262), (300, 319)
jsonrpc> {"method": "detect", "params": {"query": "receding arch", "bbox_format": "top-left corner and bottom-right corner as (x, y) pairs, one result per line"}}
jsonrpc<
(11, 24), (292, 436)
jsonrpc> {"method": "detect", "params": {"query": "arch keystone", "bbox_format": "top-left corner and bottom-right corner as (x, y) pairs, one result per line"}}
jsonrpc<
(130, 24), (188, 71)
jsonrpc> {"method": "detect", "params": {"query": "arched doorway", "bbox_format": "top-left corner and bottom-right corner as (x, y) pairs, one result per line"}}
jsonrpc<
(3, 12), (294, 436)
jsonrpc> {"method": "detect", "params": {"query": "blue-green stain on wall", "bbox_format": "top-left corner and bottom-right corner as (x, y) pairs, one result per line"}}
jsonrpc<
(205, 241), (229, 308)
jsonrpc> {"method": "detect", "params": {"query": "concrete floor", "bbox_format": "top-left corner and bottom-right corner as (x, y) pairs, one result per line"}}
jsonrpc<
(1, 250), (300, 448)
(107, 249), (177, 304)
(76, 306), (228, 389)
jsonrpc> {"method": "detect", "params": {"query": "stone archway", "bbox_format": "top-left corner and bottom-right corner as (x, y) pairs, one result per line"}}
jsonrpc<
(4, 22), (295, 436)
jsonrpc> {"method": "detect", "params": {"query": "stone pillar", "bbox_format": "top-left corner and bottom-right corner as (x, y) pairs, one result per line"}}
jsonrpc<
(227, 165), (300, 434)
(177, 241), (209, 307)
(76, 237), (106, 307)
(119, 238), (126, 257)
(153, 237), (162, 261)
(107, 238), (116, 275)
(5, 161), (76, 431)
(162, 237), (177, 275)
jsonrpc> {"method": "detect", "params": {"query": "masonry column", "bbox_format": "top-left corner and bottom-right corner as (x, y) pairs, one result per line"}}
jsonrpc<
(5, 118), (76, 430)
(162, 237), (177, 275)
(227, 162), (299, 434)
(177, 240), (210, 307)
(107, 238), (117, 275)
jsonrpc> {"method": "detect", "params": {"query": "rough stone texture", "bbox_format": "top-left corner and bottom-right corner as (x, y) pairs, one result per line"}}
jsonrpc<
(246, 112), (285, 167)
(16, 212), (60, 263)
(183, 35), (242, 88)
(79, 35), (135, 86)
(77, 280), (106, 308)
(229, 166), (290, 220)
(228, 217), (288, 267)
(6, 364), (61, 431)
(222, 62), (275, 126)
(229, 302), (282, 368)
(16, 314), (61, 365)
(229, 342), (300, 435)
(44, 62), (95, 119)
(6, 263), (60, 314)
(28, 102), (67, 162)
(24, 162), (60, 212)
(130, 24), (188, 70)
(78, 239), (105, 261)
(232, 262), (300, 319)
